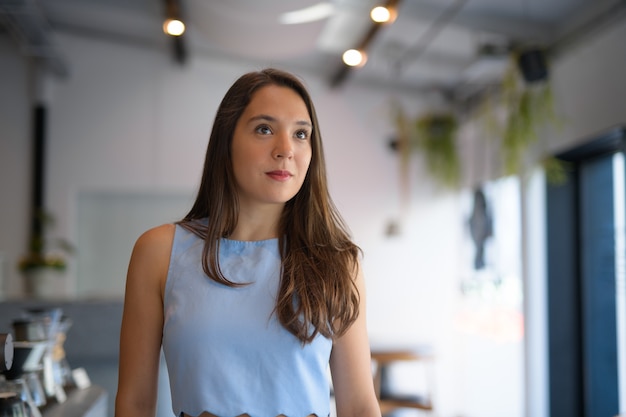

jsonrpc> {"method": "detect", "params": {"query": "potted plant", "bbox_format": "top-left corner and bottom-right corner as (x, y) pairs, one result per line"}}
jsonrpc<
(390, 105), (461, 189)
(501, 49), (556, 174)
(388, 45), (563, 193)
(413, 112), (460, 188)
(475, 47), (563, 179)
(18, 211), (74, 299)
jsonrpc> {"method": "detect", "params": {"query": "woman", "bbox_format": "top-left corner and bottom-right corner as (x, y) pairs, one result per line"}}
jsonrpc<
(115, 68), (381, 417)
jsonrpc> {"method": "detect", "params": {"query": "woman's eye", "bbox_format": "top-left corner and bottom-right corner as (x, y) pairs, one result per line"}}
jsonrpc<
(256, 125), (272, 135)
(295, 130), (309, 140)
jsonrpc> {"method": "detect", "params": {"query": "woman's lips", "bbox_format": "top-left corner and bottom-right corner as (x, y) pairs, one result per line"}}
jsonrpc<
(266, 170), (292, 181)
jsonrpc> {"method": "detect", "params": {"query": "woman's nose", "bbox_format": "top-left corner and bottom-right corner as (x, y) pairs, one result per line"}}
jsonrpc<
(273, 133), (294, 159)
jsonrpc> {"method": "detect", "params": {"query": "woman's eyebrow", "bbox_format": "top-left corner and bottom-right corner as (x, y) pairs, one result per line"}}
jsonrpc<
(248, 114), (311, 127)
(248, 114), (276, 124)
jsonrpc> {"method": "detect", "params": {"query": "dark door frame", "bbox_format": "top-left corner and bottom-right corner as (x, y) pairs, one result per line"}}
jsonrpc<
(546, 125), (625, 417)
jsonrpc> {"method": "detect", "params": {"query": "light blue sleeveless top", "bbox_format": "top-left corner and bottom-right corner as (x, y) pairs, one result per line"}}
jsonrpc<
(162, 224), (332, 417)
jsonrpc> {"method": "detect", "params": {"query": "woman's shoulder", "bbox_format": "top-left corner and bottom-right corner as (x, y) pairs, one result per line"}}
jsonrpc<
(126, 224), (176, 295)
(133, 223), (176, 257)
(140, 223), (175, 240)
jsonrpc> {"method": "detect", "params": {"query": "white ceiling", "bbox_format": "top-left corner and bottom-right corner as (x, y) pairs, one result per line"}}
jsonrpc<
(2, 0), (626, 101)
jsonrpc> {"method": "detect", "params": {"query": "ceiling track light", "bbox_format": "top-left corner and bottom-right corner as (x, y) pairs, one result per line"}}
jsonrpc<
(330, 0), (402, 88)
(370, 5), (397, 24)
(163, 18), (185, 36)
(163, 0), (188, 65)
(342, 49), (367, 67)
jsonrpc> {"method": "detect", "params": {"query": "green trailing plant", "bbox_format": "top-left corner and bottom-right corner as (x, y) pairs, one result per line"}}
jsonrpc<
(390, 103), (461, 189)
(414, 112), (461, 188)
(18, 211), (74, 272)
(389, 46), (564, 190)
(500, 55), (558, 175)
(472, 48), (564, 182)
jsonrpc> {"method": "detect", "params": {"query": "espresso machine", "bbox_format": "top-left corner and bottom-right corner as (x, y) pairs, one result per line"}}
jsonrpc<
(1, 306), (78, 417)
(15, 308), (75, 400)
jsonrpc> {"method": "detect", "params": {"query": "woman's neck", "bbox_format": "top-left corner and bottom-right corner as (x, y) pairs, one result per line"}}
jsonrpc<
(229, 204), (283, 241)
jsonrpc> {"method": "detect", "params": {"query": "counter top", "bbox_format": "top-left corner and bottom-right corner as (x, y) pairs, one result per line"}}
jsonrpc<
(41, 385), (107, 417)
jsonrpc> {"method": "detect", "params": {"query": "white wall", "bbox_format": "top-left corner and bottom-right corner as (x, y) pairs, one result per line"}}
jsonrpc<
(549, 19), (626, 152)
(1, 16), (626, 417)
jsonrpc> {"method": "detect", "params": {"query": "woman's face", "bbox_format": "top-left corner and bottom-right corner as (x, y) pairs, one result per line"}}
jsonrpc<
(231, 85), (313, 210)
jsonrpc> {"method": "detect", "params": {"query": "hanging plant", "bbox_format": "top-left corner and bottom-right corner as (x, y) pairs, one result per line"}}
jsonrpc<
(485, 47), (561, 176)
(388, 45), (563, 191)
(390, 104), (461, 189)
(414, 112), (461, 188)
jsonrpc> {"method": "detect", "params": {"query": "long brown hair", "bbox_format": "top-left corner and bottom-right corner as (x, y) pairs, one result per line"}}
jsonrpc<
(179, 68), (360, 343)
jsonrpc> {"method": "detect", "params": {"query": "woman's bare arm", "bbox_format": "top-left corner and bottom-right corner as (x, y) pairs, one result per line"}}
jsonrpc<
(330, 263), (382, 417)
(115, 224), (174, 417)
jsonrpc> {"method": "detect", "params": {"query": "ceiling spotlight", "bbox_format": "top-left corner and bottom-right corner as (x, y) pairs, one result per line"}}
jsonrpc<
(163, 18), (185, 36)
(370, 6), (396, 23)
(342, 49), (367, 67)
